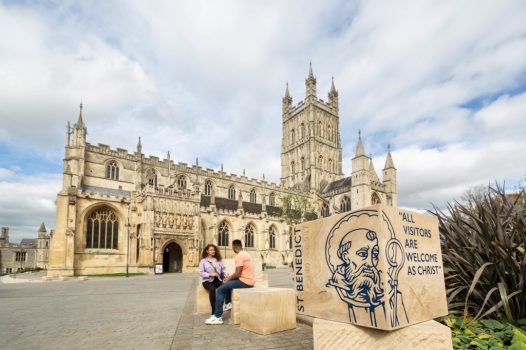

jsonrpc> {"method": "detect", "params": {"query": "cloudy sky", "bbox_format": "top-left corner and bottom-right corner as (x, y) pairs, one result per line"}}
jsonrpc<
(1, 0), (525, 242)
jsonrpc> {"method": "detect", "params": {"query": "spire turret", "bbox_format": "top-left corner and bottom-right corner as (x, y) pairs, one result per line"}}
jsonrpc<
(305, 62), (317, 97)
(136, 137), (142, 155)
(72, 103), (87, 146)
(328, 76), (339, 111)
(355, 130), (365, 157)
(384, 144), (395, 169)
(76, 103), (85, 129)
(38, 222), (47, 233)
(282, 82), (292, 118)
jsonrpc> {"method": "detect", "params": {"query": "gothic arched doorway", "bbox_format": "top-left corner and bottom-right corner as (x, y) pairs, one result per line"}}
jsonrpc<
(162, 242), (183, 273)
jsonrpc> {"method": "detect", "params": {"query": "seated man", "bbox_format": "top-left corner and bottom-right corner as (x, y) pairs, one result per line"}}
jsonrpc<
(205, 239), (255, 325)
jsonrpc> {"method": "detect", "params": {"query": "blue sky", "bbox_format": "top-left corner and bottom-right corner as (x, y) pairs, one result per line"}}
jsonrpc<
(1, 0), (525, 242)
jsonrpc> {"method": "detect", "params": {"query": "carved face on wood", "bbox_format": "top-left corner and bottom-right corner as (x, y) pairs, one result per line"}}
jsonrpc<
(336, 229), (383, 307)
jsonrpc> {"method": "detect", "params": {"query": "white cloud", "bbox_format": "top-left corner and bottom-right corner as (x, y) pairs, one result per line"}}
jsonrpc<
(0, 0), (525, 227)
(0, 171), (60, 243)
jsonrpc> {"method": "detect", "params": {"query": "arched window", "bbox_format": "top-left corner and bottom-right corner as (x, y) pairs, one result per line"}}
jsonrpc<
(244, 224), (255, 248)
(318, 121), (322, 136)
(291, 161), (295, 180)
(106, 161), (119, 181)
(328, 159), (333, 173)
(321, 203), (329, 217)
(291, 129), (295, 145)
(340, 196), (351, 212)
(318, 155), (323, 169)
(269, 193), (276, 206)
(228, 185), (236, 200)
(218, 221), (229, 247)
(269, 226), (276, 249)
(204, 180), (213, 196)
(372, 192), (381, 204)
(301, 157), (305, 171)
(300, 123), (305, 139)
(146, 169), (157, 187)
(177, 175), (187, 189)
(86, 207), (119, 249)
(250, 189), (256, 203)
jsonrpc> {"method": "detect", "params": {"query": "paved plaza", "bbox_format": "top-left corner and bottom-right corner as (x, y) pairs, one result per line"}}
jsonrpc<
(0, 269), (313, 350)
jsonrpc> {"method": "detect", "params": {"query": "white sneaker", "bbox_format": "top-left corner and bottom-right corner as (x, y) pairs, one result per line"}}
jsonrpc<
(223, 302), (232, 311)
(205, 315), (223, 325)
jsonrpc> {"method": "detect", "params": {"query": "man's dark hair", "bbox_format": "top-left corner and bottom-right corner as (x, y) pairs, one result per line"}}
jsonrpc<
(232, 239), (242, 247)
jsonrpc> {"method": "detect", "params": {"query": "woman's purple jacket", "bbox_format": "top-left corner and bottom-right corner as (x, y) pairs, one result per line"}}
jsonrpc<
(198, 258), (228, 282)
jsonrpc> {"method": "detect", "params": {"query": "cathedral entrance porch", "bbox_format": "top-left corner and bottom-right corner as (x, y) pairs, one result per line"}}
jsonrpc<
(162, 242), (183, 273)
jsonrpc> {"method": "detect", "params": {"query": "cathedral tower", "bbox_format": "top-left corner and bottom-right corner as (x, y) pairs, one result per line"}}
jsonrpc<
(280, 64), (343, 192)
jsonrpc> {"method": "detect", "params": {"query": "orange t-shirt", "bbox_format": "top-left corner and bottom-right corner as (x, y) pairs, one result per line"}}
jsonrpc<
(234, 251), (255, 286)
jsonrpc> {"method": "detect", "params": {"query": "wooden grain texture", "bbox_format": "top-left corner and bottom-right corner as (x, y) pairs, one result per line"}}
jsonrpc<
(294, 204), (448, 330)
(313, 318), (453, 350)
(239, 287), (296, 335)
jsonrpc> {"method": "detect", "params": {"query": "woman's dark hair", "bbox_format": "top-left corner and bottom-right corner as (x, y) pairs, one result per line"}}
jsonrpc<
(201, 244), (222, 261)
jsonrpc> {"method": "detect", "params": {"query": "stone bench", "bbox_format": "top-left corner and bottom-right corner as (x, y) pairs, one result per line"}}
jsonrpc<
(238, 287), (296, 335)
(196, 274), (268, 315)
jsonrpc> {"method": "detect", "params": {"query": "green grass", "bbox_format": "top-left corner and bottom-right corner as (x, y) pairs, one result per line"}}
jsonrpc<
(84, 272), (146, 278)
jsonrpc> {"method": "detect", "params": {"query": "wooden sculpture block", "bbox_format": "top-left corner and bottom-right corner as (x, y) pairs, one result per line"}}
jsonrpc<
(294, 205), (448, 331)
(239, 287), (296, 335)
(313, 318), (453, 350)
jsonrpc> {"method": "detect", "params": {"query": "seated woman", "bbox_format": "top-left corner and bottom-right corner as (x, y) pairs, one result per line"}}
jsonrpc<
(198, 244), (228, 314)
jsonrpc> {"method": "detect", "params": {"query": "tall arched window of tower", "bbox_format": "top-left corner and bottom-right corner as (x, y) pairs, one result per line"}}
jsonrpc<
(204, 180), (213, 196)
(340, 196), (351, 212)
(291, 129), (295, 145)
(86, 207), (119, 249)
(269, 226), (276, 249)
(327, 125), (331, 141)
(228, 185), (236, 200)
(250, 189), (257, 203)
(301, 157), (305, 172)
(106, 161), (119, 181)
(372, 192), (381, 204)
(318, 121), (322, 136)
(291, 161), (296, 181)
(318, 155), (323, 170)
(269, 193), (276, 206)
(177, 175), (187, 189)
(321, 203), (329, 217)
(218, 221), (229, 247)
(328, 159), (333, 173)
(146, 169), (158, 188)
(244, 224), (255, 248)
(300, 123), (305, 139)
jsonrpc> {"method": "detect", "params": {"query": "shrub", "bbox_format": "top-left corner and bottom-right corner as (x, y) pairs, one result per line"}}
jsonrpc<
(433, 185), (526, 322)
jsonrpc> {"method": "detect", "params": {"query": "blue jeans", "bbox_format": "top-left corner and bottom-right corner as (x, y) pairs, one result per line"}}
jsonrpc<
(214, 279), (252, 318)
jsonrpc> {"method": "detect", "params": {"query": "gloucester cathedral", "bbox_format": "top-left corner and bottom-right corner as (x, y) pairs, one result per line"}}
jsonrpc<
(48, 65), (397, 276)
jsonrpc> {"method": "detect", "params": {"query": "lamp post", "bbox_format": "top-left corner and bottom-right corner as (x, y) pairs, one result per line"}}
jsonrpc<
(126, 204), (130, 277)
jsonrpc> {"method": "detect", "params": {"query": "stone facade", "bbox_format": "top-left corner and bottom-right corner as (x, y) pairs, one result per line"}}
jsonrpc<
(48, 65), (398, 276)
(0, 224), (50, 274)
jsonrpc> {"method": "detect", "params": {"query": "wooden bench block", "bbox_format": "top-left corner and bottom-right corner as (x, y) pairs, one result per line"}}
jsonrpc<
(313, 318), (453, 350)
(295, 205), (448, 330)
(196, 285), (212, 314)
(240, 287), (296, 335)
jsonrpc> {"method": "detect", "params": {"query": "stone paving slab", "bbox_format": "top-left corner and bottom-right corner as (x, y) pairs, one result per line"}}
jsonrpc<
(0, 269), (312, 350)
